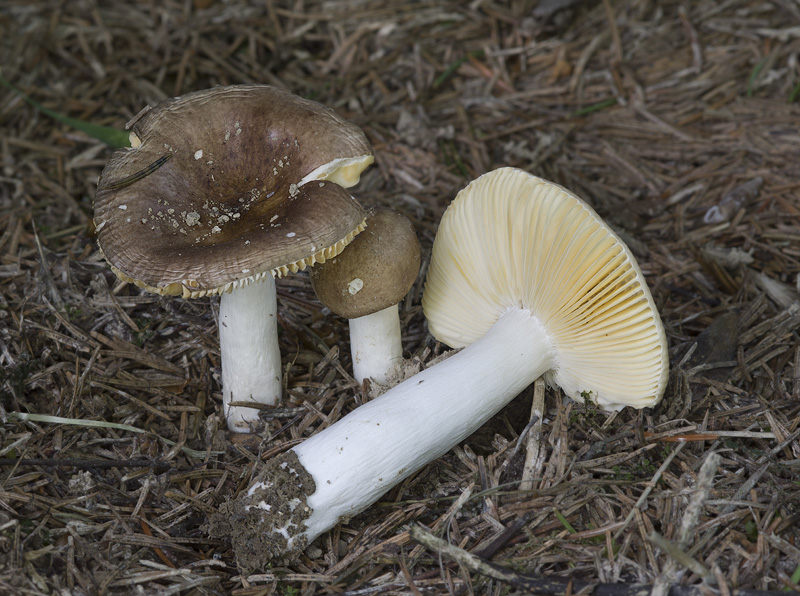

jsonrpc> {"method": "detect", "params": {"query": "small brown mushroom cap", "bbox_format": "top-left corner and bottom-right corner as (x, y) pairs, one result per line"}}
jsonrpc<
(311, 206), (420, 319)
(94, 85), (373, 298)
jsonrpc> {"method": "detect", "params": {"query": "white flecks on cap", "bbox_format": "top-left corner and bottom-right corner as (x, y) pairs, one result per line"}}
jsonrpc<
(347, 278), (364, 295)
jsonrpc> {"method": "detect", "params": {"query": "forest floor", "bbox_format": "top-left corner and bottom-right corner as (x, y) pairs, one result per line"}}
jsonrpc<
(1, 0), (800, 594)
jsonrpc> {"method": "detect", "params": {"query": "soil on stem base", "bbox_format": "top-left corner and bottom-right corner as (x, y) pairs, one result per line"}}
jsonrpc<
(208, 451), (315, 574)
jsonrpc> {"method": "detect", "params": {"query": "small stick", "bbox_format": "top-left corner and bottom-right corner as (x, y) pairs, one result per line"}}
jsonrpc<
(409, 525), (786, 596)
(650, 452), (720, 596)
(649, 531), (714, 583)
(520, 377), (546, 491)
(602, 0), (623, 63)
(678, 452), (720, 548)
(0, 458), (172, 472)
(613, 442), (686, 541)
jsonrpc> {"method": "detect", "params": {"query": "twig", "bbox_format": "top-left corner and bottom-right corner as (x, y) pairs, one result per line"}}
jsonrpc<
(0, 458), (172, 472)
(602, 0), (623, 63)
(679, 452), (720, 548)
(613, 443), (686, 541)
(648, 532), (714, 584)
(678, 6), (703, 72)
(520, 378), (546, 490)
(650, 451), (720, 596)
(409, 525), (787, 596)
(6, 412), (221, 458)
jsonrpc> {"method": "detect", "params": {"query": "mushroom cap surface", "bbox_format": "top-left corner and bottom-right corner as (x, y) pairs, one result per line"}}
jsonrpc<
(94, 84), (373, 298)
(311, 206), (420, 319)
(422, 167), (669, 410)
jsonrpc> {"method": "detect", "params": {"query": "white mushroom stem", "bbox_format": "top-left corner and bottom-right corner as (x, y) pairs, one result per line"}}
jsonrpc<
(219, 275), (282, 432)
(348, 305), (403, 385)
(241, 307), (554, 554)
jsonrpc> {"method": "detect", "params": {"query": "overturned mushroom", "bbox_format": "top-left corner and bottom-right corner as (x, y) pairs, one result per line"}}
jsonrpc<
(94, 84), (373, 432)
(310, 206), (420, 385)
(209, 167), (669, 571)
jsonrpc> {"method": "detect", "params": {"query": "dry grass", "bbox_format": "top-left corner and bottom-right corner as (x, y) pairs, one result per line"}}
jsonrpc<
(1, 0), (800, 594)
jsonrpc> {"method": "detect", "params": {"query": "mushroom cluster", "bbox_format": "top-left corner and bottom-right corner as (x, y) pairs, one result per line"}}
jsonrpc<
(94, 84), (374, 432)
(209, 167), (669, 571)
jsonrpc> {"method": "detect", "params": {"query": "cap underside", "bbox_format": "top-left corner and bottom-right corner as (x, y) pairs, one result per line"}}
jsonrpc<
(422, 167), (668, 409)
(104, 218), (366, 298)
(94, 85), (373, 297)
(97, 173), (367, 297)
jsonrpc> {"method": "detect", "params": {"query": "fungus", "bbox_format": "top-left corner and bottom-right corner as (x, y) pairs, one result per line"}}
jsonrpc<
(208, 167), (669, 570)
(310, 206), (420, 385)
(94, 85), (373, 432)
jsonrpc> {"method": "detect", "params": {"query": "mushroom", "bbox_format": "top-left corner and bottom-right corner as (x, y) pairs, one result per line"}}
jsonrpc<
(208, 167), (669, 570)
(310, 205), (420, 385)
(94, 85), (373, 432)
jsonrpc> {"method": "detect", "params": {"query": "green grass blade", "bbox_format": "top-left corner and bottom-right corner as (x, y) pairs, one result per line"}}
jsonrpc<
(747, 59), (765, 98)
(0, 72), (130, 148)
(434, 50), (484, 89)
(573, 97), (618, 117)
(789, 81), (800, 103)
(554, 509), (577, 533)
(787, 562), (800, 591)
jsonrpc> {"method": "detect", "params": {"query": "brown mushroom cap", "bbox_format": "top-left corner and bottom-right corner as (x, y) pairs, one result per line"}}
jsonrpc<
(310, 206), (420, 319)
(94, 85), (373, 298)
